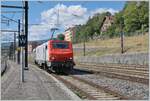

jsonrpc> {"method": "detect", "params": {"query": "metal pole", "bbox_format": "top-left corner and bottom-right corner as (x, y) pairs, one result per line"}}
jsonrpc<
(142, 24), (144, 35)
(83, 42), (85, 56)
(18, 19), (20, 64)
(21, 47), (24, 82)
(51, 30), (54, 39)
(121, 32), (124, 54)
(24, 1), (28, 70)
(14, 32), (16, 61)
(20, 30), (25, 82)
(83, 37), (85, 56)
(120, 18), (124, 54)
(1, 5), (25, 9)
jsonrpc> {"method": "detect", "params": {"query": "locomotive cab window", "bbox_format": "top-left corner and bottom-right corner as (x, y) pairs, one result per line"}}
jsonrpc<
(52, 42), (69, 49)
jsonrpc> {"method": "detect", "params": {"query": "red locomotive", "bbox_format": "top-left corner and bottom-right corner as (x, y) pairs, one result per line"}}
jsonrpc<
(33, 39), (75, 73)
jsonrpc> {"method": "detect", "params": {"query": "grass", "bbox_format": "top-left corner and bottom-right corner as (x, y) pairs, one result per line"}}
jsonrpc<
(73, 33), (149, 56)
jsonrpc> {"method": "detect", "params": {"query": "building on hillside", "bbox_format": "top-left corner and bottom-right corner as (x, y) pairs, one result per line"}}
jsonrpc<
(28, 41), (38, 53)
(64, 27), (75, 41)
(28, 44), (33, 53)
(100, 16), (114, 32)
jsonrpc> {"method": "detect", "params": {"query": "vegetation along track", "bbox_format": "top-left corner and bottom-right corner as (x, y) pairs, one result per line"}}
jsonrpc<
(52, 73), (141, 100)
(76, 63), (149, 85)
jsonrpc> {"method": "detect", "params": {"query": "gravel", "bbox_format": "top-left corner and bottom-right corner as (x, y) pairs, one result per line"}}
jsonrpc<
(74, 74), (149, 100)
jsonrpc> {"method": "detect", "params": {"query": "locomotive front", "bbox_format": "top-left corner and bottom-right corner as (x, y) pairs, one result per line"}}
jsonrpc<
(48, 40), (75, 73)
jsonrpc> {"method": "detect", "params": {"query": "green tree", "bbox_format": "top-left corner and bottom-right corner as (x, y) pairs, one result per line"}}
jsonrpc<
(57, 34), (65, 40)
(73, 1), (149, 43)
(123, 1), (148, 34)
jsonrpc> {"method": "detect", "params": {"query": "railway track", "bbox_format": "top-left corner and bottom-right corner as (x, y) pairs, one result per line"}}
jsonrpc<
(52, 74), (139, 100)
(33, 63), (148, 100)
(76, 62), (148, 68)
(77, 63), (148, 72)
(76, 63), (149, 85)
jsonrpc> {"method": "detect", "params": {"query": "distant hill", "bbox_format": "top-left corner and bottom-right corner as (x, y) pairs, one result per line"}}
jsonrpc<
(29, 39), (48, 45)
(1, 39), (48, 50)
(1, 42), (13, 50)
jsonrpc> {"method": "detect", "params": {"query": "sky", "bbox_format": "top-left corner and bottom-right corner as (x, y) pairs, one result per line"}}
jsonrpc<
(1, 1), (126, 42)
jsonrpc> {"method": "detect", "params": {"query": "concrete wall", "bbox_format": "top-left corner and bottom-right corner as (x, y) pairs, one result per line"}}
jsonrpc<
(75, 52), (149, 65)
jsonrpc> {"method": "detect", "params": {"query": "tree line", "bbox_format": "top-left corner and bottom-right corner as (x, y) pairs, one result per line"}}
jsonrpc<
(73, 1), (149, 43)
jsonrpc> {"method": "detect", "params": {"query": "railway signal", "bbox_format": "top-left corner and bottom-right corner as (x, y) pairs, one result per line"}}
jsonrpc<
(19, 35), (26, 47)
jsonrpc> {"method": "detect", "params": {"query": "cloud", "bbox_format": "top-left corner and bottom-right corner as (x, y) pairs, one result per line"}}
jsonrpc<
(29, 4), (118, 41)
(41, 4), (88, 28)
(67, 5), (87, 17)
(29, 24), (52, 40)
(91, 8), (119, 16)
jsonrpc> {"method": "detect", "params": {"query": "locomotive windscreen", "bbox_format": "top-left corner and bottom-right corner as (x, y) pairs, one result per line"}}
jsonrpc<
(52, 42), (69, 49)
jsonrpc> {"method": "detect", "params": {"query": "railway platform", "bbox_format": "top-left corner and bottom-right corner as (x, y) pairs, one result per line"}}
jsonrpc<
(1, 61), (80, 100)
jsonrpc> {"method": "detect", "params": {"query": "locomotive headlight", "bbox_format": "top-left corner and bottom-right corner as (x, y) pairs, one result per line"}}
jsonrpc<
(70, 57), (73, 60)
(51, 56), (55, 60)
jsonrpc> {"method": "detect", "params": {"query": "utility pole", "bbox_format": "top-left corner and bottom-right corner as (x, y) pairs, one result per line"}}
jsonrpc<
(120, 22), (124, 54)
(83, 40), (85, 56)
(83, 30), (88, 56)
(24, 1), (28, 70)
(120, 16), (124, 54)
(20, 30), (25, 82)
(14, 32), (16, 61)
(17, 19), (20, 64)
(57, 6), (59, 27)
(21, 41), (24, 82)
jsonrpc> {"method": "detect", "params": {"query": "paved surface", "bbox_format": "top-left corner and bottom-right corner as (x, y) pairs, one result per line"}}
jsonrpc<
(1, 61), (80, 100)
(1, 59), (7, 75)
(1, 63), (6, 74)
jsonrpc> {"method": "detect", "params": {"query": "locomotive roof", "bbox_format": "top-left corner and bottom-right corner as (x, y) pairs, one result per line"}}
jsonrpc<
(49, 39), (70, 43)
(34, 39), (71, 50)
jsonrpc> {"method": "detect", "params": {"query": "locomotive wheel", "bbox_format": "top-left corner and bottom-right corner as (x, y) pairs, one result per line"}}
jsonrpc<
(44, 63), (48, 71)
(34, 61), (36, 64)
(39, 64), (42, 69)
(40, 63), (44, 69)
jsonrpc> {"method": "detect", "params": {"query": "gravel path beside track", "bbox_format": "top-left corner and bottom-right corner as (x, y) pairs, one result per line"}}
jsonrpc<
(75, 63), (149, 84)
(73, 73), (149, 100)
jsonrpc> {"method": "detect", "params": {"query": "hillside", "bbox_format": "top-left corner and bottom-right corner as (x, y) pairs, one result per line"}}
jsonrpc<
(73, 33), (148, 56)
(73, 1), (149, 43)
